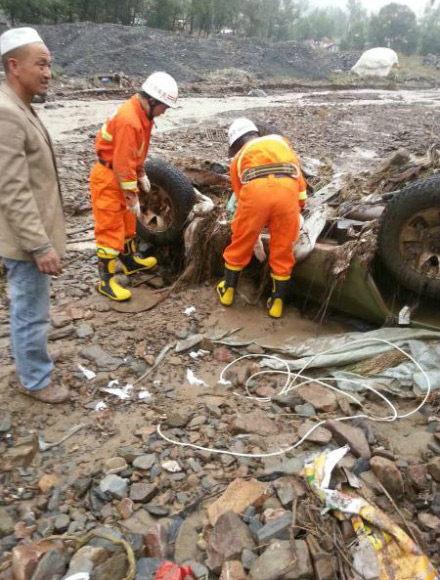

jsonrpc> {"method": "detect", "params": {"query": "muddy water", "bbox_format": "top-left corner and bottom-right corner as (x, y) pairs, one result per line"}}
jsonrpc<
(38, 88), (440, 143)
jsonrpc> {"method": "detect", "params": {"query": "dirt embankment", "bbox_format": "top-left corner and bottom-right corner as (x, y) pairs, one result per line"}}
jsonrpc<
(0, 22), (359, 80)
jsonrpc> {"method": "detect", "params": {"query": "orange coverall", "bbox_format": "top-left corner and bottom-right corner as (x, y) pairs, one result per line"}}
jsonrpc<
(223, 134), (307, 278)
(90, 95), (152, 252)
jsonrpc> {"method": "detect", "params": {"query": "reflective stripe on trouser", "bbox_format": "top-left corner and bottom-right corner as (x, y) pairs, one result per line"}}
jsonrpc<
(223, 175), (300, 278)
(3, 258), (53, 392)
(90, 162), (136, 253)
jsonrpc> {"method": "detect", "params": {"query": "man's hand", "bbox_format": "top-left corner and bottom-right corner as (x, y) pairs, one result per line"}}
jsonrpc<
(124, 191), (141, 217)
(138, 174), (151, 194)
(35, 248), (62, 275)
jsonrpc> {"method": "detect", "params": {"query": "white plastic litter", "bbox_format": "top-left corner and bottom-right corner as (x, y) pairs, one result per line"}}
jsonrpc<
(189, 349), (210, 360)
(138, 390), (152, 400)
(102, 380), (133, 400)
(95, 401), (107, 411)
(351, 47), (398, 78)
(188, 187), (215, 220)
(78, 364), (96, 380)
(186, 368), (208, 387)
(184, 306), (196, 316)
(398, 305), (411, 325)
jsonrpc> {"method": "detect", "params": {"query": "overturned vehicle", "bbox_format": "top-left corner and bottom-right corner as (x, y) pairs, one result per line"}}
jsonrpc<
(136, 146), (440, 327)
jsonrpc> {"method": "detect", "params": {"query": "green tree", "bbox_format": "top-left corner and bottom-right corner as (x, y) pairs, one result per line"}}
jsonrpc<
(419, 4), (440, 54)
(369, 3), (418, 54)
(340, 0), (368, 50)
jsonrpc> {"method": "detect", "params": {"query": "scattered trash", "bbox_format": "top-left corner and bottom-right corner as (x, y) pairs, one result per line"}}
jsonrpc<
(189, 349), (209, 360)
(186, 369), (208, 387)
(95, 401), (107, 411)
(102, 380), (133, 400)
(138, 390), (152, 400)
(154, 562), (194, 580)
(184, 306), (196, 316)
(398, 305), (411, 326)
(78, 364), (96, 380)
(303, 446), (439, 580)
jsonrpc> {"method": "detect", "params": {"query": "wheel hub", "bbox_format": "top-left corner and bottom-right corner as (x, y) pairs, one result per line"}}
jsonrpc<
(138, 184), (175, 233)
(399, 207), (440, 281)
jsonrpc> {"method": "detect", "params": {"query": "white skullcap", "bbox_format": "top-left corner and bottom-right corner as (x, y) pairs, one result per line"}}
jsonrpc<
(0, 27), (44, 56)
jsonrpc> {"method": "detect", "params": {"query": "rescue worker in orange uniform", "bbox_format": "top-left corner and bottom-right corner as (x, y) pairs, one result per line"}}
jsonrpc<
(218, 118), (307, 318)
(90, 71), (178, 301)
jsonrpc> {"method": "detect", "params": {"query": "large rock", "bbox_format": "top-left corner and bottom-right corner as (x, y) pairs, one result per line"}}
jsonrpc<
(207, 478), (267, 526)
(28, 547), (68, 580)
(249, 539), (313, 580)
(232, 409), (278, 436)
(418, 512), (440, 531)
(119, 509), (156, 535)
(427, 457), (440, 482)
(62, 545), (108, 578)
(135, 557), (162, 580)
(297, 383), (337, 412)
(370, 456), (404, 497)
(144, 523), (168, 559)
(2, 434), (39, 470)
(407, 464), (429, 491)
(219, 560), (247, 579)
(256, 511), (292, 544)
(207, 511), (255, 573)
(130, 483), (158, 503)
(326, 421), (371, 458)
(82, 344), (123, 369)
(298, 421), (332, 445)
(0, 508), (14, 538)
(174, 511), (204, 564)
(90, 553), (128, 580)
(12, 541), (55, 580)
(99, 474), (128, 499)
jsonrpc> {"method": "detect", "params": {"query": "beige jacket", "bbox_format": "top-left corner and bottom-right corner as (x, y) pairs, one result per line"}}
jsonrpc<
(0, 83), (66, 261)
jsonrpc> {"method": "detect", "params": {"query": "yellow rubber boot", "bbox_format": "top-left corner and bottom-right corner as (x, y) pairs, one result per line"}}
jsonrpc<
(97, 248), (132, 301)
(217, 264), (241, 307)
(119, 238), (157, 275)
(267, 274), (290, 318)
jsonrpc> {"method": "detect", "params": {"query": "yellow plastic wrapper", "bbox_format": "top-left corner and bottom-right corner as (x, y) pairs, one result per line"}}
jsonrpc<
(303, 446), (439, 580)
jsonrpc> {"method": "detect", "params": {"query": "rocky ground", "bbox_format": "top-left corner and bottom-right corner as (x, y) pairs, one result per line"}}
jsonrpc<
(1, 84), (440, 579)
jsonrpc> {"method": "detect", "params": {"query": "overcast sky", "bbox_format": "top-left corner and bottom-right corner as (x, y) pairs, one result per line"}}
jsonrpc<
(309, 0), (428, 16)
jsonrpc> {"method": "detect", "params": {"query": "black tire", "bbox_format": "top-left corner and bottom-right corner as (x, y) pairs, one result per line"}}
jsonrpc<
(136, 158), (195, 246)
(377, 175), (440, 300)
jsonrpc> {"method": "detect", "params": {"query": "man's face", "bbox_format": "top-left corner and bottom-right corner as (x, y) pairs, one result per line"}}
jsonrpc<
(9, 43), (52, 97)
(152, 102), (168, 117)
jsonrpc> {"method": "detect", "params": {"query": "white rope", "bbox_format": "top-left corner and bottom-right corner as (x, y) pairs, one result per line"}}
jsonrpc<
(157, 338), (431, 458)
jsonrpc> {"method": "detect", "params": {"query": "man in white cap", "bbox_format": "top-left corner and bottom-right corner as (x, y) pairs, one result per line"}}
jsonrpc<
(0, 28), (69, 403)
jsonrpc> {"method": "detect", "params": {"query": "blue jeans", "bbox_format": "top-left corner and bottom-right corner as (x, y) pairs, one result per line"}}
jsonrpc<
(3, 258), (53, 392)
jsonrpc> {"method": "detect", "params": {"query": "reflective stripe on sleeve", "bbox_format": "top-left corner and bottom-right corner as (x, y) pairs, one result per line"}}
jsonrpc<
(120, 180), (138, 191)
(101, 122), (113, 142)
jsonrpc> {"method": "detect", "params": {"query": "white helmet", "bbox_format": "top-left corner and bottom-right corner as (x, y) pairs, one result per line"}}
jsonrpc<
(228, 118), (258, 148)
(141, 72), (178, 108)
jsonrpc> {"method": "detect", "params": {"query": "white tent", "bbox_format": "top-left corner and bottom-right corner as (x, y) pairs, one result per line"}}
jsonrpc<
(351, 47), (398, 78)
